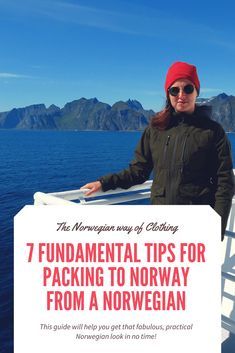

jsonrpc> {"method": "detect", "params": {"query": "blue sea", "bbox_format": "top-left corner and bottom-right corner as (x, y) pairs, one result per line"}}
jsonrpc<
(0, 129), (235, 353)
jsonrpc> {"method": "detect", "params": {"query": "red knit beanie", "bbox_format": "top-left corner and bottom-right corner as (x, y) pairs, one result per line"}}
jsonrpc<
(164, 61), (200, 95)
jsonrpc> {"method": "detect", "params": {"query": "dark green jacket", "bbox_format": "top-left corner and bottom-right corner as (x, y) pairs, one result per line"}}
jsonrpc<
(99, 106), (234, 238)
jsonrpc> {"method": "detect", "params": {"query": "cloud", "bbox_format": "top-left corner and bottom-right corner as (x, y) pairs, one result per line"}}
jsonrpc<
(36, 1), (143, 35)
(0, 0), (233, 50)
(0, 72), (33, 79)
(35, 1), (235, 50)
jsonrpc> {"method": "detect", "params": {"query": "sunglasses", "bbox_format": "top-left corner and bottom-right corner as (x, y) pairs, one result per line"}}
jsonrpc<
(168, 84), (195, 97)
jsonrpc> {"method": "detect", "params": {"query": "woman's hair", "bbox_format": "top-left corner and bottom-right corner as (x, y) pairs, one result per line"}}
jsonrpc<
(151, 98), (174, 130)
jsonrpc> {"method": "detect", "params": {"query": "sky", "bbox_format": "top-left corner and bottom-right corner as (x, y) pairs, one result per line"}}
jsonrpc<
(0, 0), (235, 112)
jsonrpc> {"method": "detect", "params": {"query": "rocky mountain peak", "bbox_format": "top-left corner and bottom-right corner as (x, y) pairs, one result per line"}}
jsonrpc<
(126, 99), (143, 111)
(217, 93), (228, 99)
(0, 94), (234, 131)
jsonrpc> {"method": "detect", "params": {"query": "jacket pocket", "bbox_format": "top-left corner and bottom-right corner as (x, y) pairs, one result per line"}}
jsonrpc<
(179, 184), (212, 201)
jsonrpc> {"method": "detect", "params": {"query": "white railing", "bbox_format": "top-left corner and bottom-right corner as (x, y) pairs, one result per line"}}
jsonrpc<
(221, 200), (235, 337)
(33, 180), (235, 337)
(34, 180), (152, 206)
(34, 170), (235, 207)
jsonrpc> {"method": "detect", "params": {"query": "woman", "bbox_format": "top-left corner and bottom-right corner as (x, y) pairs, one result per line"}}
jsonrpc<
(82, 61), (234, 239)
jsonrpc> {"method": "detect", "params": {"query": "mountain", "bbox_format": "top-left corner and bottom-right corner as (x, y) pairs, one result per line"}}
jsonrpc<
(0, 104), (60, 130)
(197, 93), (235, 131)
(56, 98), (111, 130)
(0, 98), (154, 131)
(0, 94), (234, 131)
(106, 100), (154, 130)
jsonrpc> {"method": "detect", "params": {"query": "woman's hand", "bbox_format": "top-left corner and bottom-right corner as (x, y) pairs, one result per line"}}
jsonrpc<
(80, 181), (102, 196)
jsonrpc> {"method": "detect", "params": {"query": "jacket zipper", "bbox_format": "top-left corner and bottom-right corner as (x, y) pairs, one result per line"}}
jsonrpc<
(171, 135), (179, 170)
(162, 135), (171, 203)
(180, 133), (189, 174)
(163, 135), (170, 162)
(169, 134), (179, 203)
